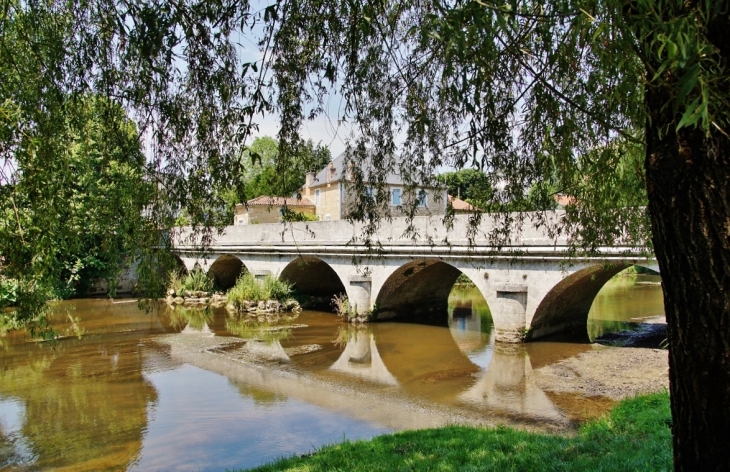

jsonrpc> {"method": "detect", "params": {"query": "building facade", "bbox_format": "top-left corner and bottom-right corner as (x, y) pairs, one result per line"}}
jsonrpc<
(301, 151), (448, 221)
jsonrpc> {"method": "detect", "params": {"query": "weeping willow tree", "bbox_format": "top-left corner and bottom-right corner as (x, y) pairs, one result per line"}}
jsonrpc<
(0, 0), (728, 469)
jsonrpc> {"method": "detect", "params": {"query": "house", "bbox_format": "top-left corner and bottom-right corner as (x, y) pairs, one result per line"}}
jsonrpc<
(233, 196), (316, 225)
(300, 151), (447, 221)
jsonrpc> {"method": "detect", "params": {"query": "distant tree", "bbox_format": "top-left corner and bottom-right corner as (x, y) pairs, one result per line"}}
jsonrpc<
(436, 169), (493, 208)
(239, 136), (331, 200)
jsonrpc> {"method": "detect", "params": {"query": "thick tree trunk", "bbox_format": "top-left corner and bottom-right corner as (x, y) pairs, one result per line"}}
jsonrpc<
(644, 85), (730, 470)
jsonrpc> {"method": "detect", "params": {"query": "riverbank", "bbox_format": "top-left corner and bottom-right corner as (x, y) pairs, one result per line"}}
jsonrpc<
(247, 392), (672, 471)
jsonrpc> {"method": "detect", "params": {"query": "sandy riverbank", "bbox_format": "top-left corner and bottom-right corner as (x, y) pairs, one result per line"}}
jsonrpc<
(531, 316), (668, 422)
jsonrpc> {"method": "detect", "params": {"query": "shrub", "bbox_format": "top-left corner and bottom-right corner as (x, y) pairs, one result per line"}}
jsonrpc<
(261, 274), (293, 301)
(280, 209), (319, 222)
(227, 273), (293, 309)
(331, 293), (355, 319)
(0, 276), (18, 308)
(186, 269), (214, 292)
(167, 269), (214, 295)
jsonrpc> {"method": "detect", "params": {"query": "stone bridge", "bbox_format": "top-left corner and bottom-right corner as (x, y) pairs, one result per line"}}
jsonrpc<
(172, 212), (658, 343)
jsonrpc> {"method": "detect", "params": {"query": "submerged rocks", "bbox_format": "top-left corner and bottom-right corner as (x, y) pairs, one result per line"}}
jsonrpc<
(226, 298), (302, 316)
(165, 288), (302, 316)
(165, 291), (227, 308)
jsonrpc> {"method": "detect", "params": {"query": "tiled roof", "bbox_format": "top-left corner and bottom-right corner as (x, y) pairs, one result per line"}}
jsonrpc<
(554, 194), (577, 206)
(448, 195), (478, 211)
(240, 196), (315, 207)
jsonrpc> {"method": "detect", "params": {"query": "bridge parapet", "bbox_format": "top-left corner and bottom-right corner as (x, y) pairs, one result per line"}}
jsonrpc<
(175, 212), (651, 260)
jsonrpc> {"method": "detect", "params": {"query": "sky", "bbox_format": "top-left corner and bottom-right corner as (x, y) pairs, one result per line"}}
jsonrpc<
(234, 1), (351, 157)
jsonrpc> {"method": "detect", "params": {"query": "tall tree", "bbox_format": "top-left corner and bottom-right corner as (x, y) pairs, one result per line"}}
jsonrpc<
(0, 0), (728, 468)
(436, 169), (494, 208)
(0, 95), (151, 303)
(239, 135), (331, 199)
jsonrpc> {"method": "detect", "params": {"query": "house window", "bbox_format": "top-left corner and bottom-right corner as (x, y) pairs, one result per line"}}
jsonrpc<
(324, 214), (332, 221)
(418, 189), (427, 207)
(315, 189), (321, 205)
(391, 188), (402, 206)
(365, 186), (375, 201)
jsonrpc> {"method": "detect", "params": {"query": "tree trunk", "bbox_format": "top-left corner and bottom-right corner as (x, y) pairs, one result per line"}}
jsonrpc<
(644, 79), (730, 470)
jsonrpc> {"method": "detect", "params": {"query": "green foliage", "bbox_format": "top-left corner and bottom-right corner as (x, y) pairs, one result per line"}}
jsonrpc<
(453, 273), (475, 287)
(261, 274), (294, 302)
(249, 392), (672, 472)
(0, 276), (18, 308)
(227, 273), (265, 308)
(437, 169), (493, 209)
(1, 90), (152, 333)
(167, 270), (214, 295)
(227, 273), (293, 310)
(280, 208), (319, 222)
(237, 136), (332, 201)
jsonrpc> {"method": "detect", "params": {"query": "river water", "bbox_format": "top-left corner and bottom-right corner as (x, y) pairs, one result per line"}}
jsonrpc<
(0, 274), (663, 471)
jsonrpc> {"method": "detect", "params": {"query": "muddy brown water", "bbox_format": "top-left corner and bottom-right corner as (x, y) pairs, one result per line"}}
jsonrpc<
(0, 274), (664, 471)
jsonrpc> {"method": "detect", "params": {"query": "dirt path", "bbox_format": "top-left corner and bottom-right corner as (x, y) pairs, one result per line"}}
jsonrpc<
(531, 317), (669, 402)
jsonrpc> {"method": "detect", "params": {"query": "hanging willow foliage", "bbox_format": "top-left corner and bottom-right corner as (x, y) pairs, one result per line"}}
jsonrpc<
(1, 2), (729, 467)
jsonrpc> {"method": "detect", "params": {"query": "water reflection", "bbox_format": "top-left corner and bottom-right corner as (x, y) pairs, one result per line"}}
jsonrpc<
(458, 344), (564, 422)
(0, 275), (666, 471)
(168, 305), (213, 331)
(330, 327), (398, 386)
(587, 274), (664, 341)
(448, 287), (494, 369)
(0, 309), (158, 471)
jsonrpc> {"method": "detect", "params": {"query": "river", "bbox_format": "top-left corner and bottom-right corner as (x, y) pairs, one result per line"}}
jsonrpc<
(0, 273), (663, 471)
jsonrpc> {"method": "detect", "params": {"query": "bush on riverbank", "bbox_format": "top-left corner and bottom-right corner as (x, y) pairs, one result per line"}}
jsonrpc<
(0, 276), (18, 308)
(227, 273), (296, 312)
(247, 392), (672, 472)
(167, 269), (215, 296)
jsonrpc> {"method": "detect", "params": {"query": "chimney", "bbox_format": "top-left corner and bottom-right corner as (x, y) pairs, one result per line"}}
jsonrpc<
(305, 171), (314, 190)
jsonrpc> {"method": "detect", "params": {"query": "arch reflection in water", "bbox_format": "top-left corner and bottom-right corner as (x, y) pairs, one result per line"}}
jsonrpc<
(458, 343), (565, 423)
(330, 326), (398, 386)
(448, 285), (494, 369)
(445, 288), (562, 421)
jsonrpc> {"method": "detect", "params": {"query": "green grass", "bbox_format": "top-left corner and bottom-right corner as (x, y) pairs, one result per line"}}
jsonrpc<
(244, 392), (671, 472)
(227, 272), (294, 309)
(168, 269), (214, 294)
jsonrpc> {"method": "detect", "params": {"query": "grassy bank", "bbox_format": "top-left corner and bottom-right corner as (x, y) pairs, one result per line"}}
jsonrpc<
(245, 392), (671, 472)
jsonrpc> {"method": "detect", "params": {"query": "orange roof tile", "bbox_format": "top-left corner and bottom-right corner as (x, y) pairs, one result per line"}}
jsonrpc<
(448, 195), (478, 211)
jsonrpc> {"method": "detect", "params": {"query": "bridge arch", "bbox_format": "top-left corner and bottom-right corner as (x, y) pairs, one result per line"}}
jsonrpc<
(207, 255), (247, 290)
(528, 263), (659, 339)
(374, 259), (489, 321)
(170, 254), (189, 275)
(280, 256), (347, 309)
